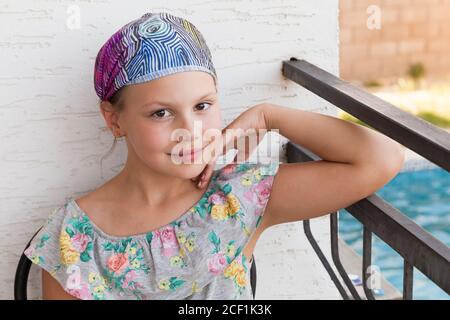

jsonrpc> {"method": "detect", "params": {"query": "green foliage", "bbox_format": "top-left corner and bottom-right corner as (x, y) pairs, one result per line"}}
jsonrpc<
(340, 110), (450, 129)
(339, 112), (371, 128)
(364, 80), (382, 88)
(417, 111), (450, 128)
(408, 62), (426, 80)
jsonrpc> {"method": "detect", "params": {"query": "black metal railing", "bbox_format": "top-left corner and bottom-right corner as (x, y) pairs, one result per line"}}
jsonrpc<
(282, 58), (450, 300)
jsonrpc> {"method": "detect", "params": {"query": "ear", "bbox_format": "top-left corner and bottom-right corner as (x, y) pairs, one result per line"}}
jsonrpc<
(99, 100), (121, 134)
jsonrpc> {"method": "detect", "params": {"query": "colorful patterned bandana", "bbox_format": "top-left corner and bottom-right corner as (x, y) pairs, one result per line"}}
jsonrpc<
(94, 12), (218, 101)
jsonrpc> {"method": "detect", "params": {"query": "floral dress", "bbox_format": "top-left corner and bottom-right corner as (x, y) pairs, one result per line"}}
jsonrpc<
(24, 160), (280, 300)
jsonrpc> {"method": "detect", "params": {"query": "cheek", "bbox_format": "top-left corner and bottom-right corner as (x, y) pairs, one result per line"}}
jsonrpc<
(203, 108), (222, 132)
(131, 121), (169, 153)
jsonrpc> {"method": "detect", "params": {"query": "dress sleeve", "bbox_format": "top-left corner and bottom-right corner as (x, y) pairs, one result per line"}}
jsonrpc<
(214, 159), (280, 237)
(23, 201), (95, 299)
(23, 204), (62, 270)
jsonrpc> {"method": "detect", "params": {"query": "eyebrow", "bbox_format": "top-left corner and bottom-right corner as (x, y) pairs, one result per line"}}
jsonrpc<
(140, 91), (217, 108)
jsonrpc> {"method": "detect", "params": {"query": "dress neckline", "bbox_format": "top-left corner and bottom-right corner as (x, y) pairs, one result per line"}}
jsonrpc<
(67, 170), (218, 241)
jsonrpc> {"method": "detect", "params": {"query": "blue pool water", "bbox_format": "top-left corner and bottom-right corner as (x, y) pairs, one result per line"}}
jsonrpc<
(339, 167), (450, 300)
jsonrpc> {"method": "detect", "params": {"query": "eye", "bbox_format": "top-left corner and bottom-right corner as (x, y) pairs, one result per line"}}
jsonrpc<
(150, 109), (172, 119)
(195, 102), (212, 111)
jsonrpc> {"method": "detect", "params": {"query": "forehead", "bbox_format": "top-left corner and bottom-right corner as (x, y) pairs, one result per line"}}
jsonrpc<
(126, 71), (216, 100)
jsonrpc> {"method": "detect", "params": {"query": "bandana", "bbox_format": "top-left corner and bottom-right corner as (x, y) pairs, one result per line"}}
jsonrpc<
(94, 12), (217, 101)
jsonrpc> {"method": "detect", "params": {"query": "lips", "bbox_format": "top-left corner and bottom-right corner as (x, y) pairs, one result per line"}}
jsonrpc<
(180, 148), (201, 156)
(167, 146), (205, 156)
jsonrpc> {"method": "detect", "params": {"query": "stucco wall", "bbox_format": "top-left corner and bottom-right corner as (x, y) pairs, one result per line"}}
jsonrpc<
(0, 0), (341, 299)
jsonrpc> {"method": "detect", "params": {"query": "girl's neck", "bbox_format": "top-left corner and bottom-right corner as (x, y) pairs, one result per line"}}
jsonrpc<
(110, 162), (199, 208)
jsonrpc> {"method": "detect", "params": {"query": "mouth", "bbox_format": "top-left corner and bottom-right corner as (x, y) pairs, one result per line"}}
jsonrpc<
(166, 146), (205, 157)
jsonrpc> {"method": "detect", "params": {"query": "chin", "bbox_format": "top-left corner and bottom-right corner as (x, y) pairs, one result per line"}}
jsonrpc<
(166, 158), (207, 178)
(178, 166), (207, 180)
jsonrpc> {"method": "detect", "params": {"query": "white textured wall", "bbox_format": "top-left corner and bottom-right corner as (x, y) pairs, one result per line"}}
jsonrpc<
(0, 0), (341, 299)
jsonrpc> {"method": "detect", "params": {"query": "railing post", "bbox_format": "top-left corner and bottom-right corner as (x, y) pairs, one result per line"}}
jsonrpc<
(403, 261), (414, 300)
(330, 211), (362, 300)
(362, 227), (376, 300)
(283, 57), (450, 299)
(303, 219), (350, 300)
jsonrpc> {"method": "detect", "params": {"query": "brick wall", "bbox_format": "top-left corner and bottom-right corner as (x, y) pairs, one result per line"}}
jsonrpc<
(340, 0), (450, 83)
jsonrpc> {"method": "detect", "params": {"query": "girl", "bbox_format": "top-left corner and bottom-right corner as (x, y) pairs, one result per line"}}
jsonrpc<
(24, 12), (405, 300)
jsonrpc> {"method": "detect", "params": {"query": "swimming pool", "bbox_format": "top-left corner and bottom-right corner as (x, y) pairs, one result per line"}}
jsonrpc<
(339, 167), (450, 300)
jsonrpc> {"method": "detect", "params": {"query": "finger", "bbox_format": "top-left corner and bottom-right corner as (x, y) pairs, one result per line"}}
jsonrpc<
(191, 138), (216, 184)
(197, 145), (220, 188)
(196, 166), (207, 188)
(197, 163), (212, 188)
(193, 147), (215, 189)
(194, 131), (232, 188)
(222, 128), (240, 156)
(202, 133), (226, 163)
(198, 159), (217, 188)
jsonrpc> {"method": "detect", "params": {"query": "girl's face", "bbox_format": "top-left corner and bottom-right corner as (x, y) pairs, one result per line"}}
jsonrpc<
(107, 71), (222, 179)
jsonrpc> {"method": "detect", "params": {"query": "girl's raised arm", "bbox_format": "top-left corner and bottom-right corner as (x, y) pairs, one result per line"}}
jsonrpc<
(260, 103), (405, 227)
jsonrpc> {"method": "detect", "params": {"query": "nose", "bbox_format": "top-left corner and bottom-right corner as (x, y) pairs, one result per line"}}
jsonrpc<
(179, 112), (195, 132)
(177, 112), (204, 147)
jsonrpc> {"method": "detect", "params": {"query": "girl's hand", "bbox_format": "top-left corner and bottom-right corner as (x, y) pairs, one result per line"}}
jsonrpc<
(191, 103), (270, 188)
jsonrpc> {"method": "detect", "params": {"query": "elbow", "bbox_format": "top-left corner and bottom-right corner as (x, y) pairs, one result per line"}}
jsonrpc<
(387, 142), (406, 178)
(374, 141), (406, 186)
(359, 141), (406, 193)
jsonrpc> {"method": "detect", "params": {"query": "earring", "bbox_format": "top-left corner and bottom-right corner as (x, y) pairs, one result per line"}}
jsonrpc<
(112, 129), (124, 138)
